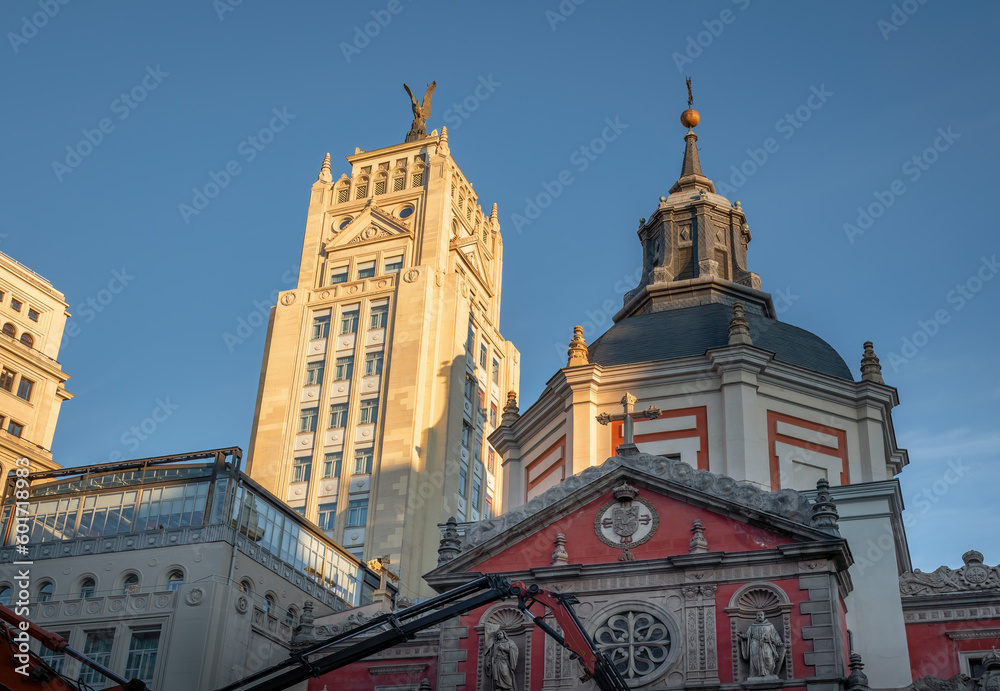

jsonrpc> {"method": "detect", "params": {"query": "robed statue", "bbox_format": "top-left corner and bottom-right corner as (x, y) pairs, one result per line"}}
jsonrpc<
(403, 81), (436, 142)
(484, 628), (518, 691)
(738, 610), (785, 679)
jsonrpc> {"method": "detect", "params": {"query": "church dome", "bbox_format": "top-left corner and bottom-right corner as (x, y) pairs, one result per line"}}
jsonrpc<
(587, 302), (854, 381)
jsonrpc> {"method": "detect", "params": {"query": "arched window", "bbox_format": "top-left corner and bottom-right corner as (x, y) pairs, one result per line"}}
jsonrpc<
(19, 333), (33, 348)
(285, 606), (299, 628)
(37, 582), (53, 602)
(0, 586), (11, 607)
(264, 594), (276, 616)
(2, 323), (14, 338)
(239, 579), (253, 594)
(80, 578), (96, 598)
(122, 574), (139, 595)
(167, 571), (184, 592)
(355, 176), (369, 200)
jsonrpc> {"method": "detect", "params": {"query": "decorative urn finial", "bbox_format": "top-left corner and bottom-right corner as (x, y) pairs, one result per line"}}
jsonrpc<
(437, 517), (462, 565)
(689, 519), (708, 553)
(551, 533), (569, 566)
(845, 652), (870, 691)
(501, 391), (519, 427)
(567, 325), (589, 367)
(811, 478), (840, 534)
(728, 302), (753, 345)
(860, 341), (884, 383)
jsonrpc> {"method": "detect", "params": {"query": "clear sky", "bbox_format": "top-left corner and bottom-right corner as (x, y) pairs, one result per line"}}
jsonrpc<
(2, 1), (997, 572)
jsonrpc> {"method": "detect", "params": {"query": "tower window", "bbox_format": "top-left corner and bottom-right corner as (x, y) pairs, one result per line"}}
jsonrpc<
(355, 184), (368, 199)
(329, 403), (348, 428)
(357, 261), (376, 279)
(384, 256), (403, 274)
(340, 309), (359, 334)
(311, 315), (330, 340)
(323, 451), (343, 478)
(492, 358), (500, 384)
(16, 378), (33, 401)
(488, 448), (496, 474)
(167, 571), (184, 592)
(2, 323), (14, 338)
(369, 304), (388, 329)
(299, 408), (318, 433)
(363, 351), (383, 376)
(304, 361), (324, 386)
(374, 179), (387, 196)
(317, 503), (337, 532)
(330, 266), (348, 284)
(411, 170), (423, 187)
(122, 574), (139, 595)
(392, 176), (405, 192)
(0, 368), (13, 391)
(292, 455), (312, 483)
(359, 398), (379, 425)
(461, 423), (471, 449)
(80, 578), (96, 599)
(7, 420), (23, 438)
(353, 448), (374, 475)
(337, 188), (349, 204)
(472, 478), (481, 509)
(490, 403), (498, 427)
(334, 357), (354, 381)
(28, 308), (40, 322)
(37, 582), (53, 602)
(10, 298), (21, 312)
(458, 465), (468, 497)
(19, 333), (33, 348)
(346, 499), (368, 527)
(479, 344), (487, 368)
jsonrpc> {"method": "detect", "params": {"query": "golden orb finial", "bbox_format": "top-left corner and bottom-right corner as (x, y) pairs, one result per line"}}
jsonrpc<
(681, 76), (700, 128)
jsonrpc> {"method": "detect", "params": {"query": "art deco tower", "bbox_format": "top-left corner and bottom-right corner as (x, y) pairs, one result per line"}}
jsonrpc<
(247, 109), (518, 597)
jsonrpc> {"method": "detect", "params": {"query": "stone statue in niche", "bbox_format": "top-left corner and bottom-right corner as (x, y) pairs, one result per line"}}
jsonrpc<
(484, 627), (519, 690)
(738, 610), (784, 679)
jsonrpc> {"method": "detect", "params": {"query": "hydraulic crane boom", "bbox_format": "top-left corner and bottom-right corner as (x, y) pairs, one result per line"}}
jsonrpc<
(217, 574), (629, 691)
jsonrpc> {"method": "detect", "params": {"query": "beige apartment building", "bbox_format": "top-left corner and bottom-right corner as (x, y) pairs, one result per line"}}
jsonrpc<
(247, 127), (519, 597)
(0, 251), (72, 479)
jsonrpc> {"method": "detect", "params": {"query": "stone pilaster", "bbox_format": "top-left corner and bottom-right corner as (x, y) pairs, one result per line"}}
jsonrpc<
(436, 615), (469, 691)
(799, 572), (847, 691)
(682, 584), (721, 687)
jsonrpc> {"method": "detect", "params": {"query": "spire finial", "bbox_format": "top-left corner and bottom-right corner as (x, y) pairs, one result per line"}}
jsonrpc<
(318, 153), (332, 183)
(728, 302), (753, 345)
(490, 202), (498, 224)
(860, 341), (884, 383)
(438, 125), (450, 156)
(501, 391), (520, 427)
(567, 325), (589, 367)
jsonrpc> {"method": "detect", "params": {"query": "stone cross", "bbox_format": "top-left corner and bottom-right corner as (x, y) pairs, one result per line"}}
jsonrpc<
(596, 393), (661, 452)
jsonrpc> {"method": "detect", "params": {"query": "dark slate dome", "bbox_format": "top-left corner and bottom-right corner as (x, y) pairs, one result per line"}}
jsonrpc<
(587, 302), (854, 381)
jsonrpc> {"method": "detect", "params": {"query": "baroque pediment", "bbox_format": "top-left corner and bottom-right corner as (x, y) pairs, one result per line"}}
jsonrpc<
(452, 240), (494, 293)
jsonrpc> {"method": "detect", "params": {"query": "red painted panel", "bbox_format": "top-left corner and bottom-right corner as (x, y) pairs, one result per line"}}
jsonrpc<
(766, 411), (849, 490)
(477, 490), (797, 573)
(611, 406), (709, 470)
(905, 618), (1000, 680)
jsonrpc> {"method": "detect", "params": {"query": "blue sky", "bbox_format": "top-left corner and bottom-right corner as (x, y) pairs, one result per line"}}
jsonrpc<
(2, 1), (997, 571)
